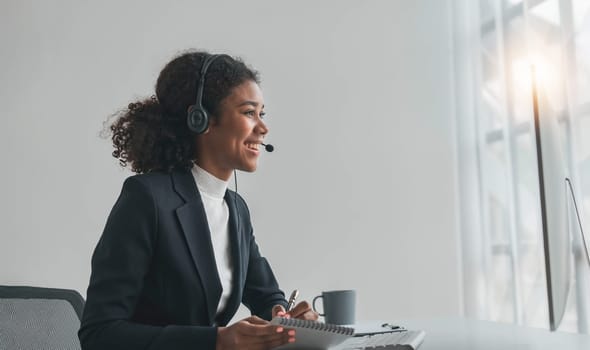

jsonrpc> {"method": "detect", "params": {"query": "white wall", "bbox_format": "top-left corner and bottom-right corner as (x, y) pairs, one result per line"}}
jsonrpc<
(0, 0), (461, 322)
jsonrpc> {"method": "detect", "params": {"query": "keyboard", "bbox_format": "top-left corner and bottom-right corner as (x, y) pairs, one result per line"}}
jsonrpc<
(336, 330), (426, 349)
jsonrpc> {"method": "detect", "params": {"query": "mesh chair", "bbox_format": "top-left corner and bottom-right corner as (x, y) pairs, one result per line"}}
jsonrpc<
(0, 285), (85, 350)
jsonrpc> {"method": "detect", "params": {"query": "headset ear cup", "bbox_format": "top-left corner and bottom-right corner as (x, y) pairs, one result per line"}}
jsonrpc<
(187, 105), (209, 134)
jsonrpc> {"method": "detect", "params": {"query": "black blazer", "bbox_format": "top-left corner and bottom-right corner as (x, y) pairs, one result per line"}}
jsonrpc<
(79, 170), (287, 350)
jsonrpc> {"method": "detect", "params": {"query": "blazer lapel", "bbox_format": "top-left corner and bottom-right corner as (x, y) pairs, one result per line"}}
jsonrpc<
(172, 171), (222, 325)
(216, 190), (244, 325)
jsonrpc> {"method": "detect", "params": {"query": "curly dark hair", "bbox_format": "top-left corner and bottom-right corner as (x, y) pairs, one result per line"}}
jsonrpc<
(108, 50), (260, 173)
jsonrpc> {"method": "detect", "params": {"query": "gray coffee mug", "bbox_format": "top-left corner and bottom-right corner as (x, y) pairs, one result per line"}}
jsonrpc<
(312, 290), (356, 325)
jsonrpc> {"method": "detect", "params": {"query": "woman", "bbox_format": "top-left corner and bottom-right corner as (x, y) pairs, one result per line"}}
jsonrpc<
(79, 51), (317, 350)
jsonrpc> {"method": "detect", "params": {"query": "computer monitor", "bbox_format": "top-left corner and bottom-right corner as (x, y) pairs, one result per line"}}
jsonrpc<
(533, 80), (569, 331)
(532, 69), (590, 331)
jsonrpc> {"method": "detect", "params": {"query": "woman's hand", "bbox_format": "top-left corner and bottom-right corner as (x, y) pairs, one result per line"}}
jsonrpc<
(216, 316), (294, 350)
(272, 301), (319, 321)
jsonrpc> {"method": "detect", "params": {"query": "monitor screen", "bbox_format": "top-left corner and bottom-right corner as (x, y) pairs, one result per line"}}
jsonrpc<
(534, 82), (570, 331)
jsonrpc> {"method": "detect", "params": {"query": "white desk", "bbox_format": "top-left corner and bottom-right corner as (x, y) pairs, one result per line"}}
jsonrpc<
(395, 318), (590, 350)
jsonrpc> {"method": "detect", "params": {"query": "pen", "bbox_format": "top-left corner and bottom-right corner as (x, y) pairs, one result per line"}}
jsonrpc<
(286, 289), (299, 312)
(381, 323), (404, 331)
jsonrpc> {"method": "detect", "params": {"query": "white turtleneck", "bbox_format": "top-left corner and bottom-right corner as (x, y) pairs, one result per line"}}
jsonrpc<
(191, 164), (233, 317)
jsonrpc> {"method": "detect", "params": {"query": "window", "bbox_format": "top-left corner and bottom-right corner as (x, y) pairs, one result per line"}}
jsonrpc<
(456, 0), (590, 333)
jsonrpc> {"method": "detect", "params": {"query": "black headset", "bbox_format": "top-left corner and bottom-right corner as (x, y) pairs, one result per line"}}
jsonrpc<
(187, 54), (229, 134)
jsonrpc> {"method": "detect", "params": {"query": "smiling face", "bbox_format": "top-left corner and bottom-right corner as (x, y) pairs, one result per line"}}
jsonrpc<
(195, 80), (268, 180)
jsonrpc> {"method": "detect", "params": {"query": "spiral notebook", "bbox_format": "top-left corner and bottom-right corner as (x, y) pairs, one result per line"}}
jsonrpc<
(270, 318), (426, 350)
(270, 317), (354, 349)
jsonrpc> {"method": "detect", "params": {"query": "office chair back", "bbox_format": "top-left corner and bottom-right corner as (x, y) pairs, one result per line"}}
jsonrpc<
(0, 285), (84, 350)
